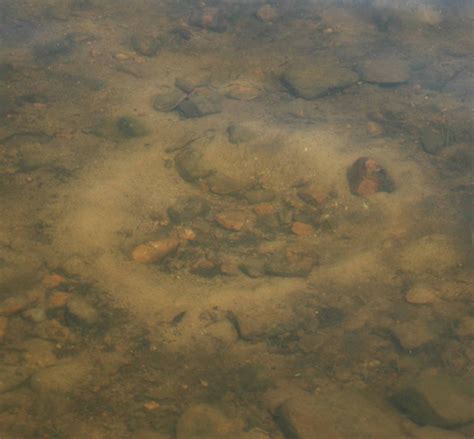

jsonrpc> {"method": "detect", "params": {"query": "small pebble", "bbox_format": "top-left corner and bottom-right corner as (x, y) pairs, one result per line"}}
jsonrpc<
(405, 285), (437, 305)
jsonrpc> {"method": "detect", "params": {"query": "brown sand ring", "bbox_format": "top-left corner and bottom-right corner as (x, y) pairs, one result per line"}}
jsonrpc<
(50, 123), (430, 350)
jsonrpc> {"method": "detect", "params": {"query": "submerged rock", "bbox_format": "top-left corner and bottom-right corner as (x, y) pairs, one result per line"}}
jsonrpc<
(391, 321), (435, 350)
(188, 8), (227, 32)
(131, 34), (161, 57)
(419, 126), (449, 154)
(65, 297), (99, 327)
(347, 157), (395, 197)
(256, 4), (278, 22)
(175, 147), (214, 182)
(167, 196), (209, 223)
(282, 60), (358, 99)
(176, 89), (222, 118)
(116, 116), (148, 138)
(207, 172), (252, 195)
(132, 238), (179, 264)
(361, 57), (410, 85)
(392, 373), (474, 428)
(152, 89), (186, 112)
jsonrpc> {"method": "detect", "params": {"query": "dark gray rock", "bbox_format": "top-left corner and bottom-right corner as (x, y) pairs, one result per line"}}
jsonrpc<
(116, 116), (148, 138)
(167, 196), (210, 223)
(420, 126), (448, 154)
(282, 60), (359, 99)
(176, 89), (222, 118)
(131, 34), (161, 57)
(392, 373), (474, 428)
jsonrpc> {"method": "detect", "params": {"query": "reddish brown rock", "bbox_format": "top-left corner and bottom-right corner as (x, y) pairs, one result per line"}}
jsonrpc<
(297, 186), (327, 206)
(41, 273), (67, 289)
(254, 203), (276, 216)
(132, 238), (179, 264)
(291, 222), (315, 236)
(190, 259), (218, 277)
(347, 157), (394, 197)
(0, 290), (44, 316)
(215, 210), (254, 232)
(47, 291), (72, 309)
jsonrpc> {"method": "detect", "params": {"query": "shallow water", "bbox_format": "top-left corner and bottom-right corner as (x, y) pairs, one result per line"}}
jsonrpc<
(0, 0), (473, 438)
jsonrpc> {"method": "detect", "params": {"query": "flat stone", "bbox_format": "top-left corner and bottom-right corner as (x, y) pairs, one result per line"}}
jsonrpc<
(30, 358), (92, 395)
(420, 126), (447, 154)
(175, 74), (211, 93)
(392, 373), (474, 428)
(392, 321), (435, 350)
(131, 34), (161, 56)
(297, 186), (327, 206)
(132, 238), (179, 264)
(291, 222), (315, 236)
(65, 297), (99, 326)
(207, 173), (252, 195)
(282, 60), (359, 99)
(399, 234), (464, 274)
(176, 89), (222, 118)
(167, 196), (209, 223)
(361, 57), (410, 84)
(265, 253), (314, 277)
(153, 89), (186, 112)
(243, 189), (275, 204)
(215, 209), (254, 232)
(405, 285), (438, 305)
(275, 390), (405, 439)
(175, 147), (214, 182)
(220, 80), (262, 100)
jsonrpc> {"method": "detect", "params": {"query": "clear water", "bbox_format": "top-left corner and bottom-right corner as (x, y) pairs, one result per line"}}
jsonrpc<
(0, 1), (473, 438)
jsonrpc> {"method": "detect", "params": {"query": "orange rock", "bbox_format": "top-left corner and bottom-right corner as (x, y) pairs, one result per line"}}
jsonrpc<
(42, 273), (67, 289)
(177, 228), (196, 241)
(215, 210), (252, 232)
(0, 290), (44, 316)
(132, 238), (179, 264)
(143, 401), (160, 411)
(0, 317), (7, 339)
(298, 186), (327, 206)
(291, 222), (315, 236)
(254, 203), (276, 216)
(367, 121), (383, 136)
(47, 291), (71, 309)
(219, 261), (240, 276)
(356, 178), (379, 197)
